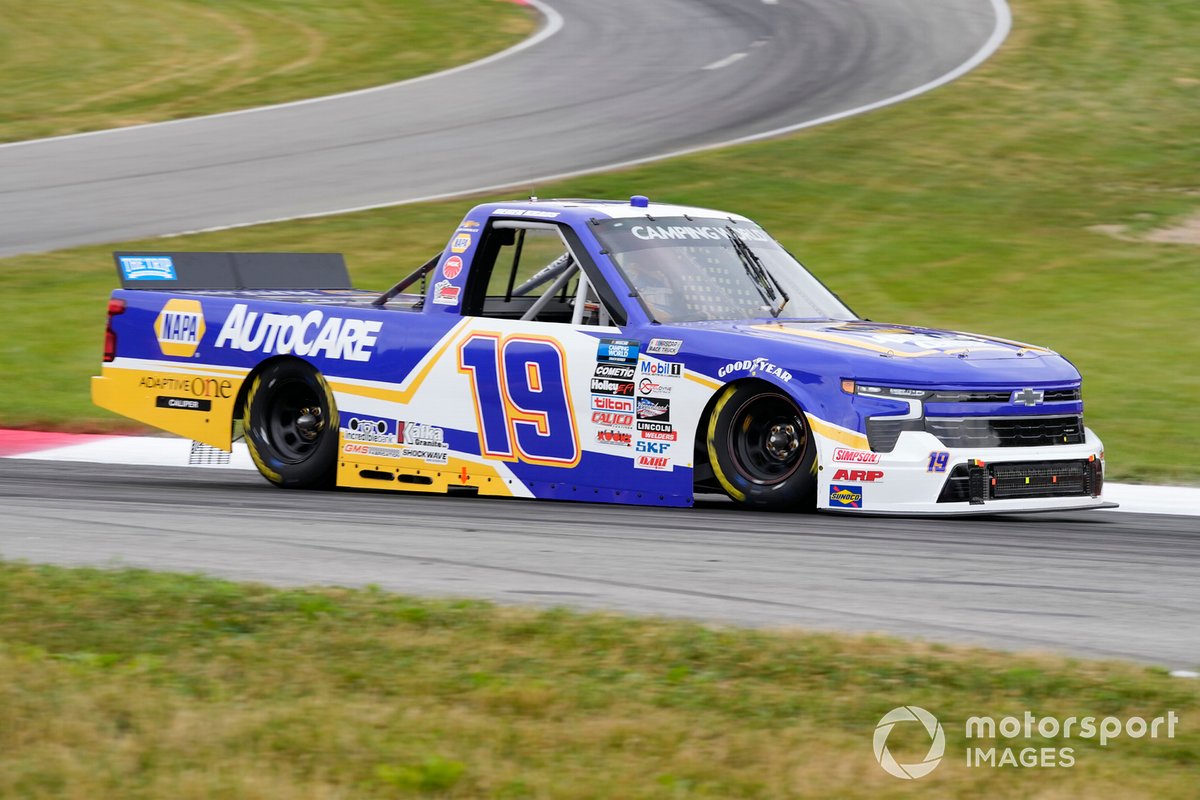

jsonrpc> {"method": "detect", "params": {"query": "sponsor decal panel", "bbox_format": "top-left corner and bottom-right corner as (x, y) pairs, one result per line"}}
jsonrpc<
(591, 378), (635, 397)
(457, 220), (481, 231)
(593, 363), (635, 380)
(120, 255), (176, 281)
(833, 469), (883, 482)
(639, 428), (678, 441)
(630, 224), (771, 243)
(399, 421), (450, 465)
(155, 299), (206, 357)
(635, 440), (669, 455)
(433, 280), (461, 306)
(636, 397), (670, 421)
(717, 357), (793, 382)
(832, 448), (881, 464)
(646, 338), (683, 356)
(637, 420), (672, 434)
(639, 378), (670, 396)
(442, 256), (463, 279)
(344, 416), (397, 444)
(216, 303), (381, 361)
(597, 338), (640, 365)
(829, 484), (863, 508)
(639, 360), (682, 377)
(450, 233), (472, 254)
(155, 396), (211, 411)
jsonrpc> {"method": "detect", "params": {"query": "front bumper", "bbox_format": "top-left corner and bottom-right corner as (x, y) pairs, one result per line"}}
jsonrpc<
(816, 425), (1108, 515)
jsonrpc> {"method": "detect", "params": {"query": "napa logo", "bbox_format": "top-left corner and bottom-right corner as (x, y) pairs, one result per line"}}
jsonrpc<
(155, 299), (205, 357)
(829, 483), (863, 508)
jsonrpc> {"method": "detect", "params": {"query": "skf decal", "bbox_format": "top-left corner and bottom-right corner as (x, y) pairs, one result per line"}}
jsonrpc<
(215, 304), (381, 362)
(829, 484), (863, 508)
(155, 299), (205, 357)
(832, 469), (883, 482)
(635, 440), (669, 454)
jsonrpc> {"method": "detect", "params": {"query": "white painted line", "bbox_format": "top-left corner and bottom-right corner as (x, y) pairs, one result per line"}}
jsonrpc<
(0, 0), (564, 150)
(150, 0), (1016, 241)
(1171, 670), (1199, 679)
(703, 52), (748, 71)
(762, 0), (778, 5)
(1100, 482), (1200, 517)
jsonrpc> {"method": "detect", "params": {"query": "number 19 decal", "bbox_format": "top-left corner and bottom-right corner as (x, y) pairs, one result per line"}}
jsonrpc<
(458, 333), (580, 466)
(927, 451), (950, 473)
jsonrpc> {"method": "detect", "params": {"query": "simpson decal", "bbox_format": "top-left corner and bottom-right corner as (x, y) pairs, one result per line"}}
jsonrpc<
(832, 448), (881, 464)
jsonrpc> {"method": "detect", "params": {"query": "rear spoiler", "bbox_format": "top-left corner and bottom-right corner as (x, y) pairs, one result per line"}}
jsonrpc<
(112, 251), (351, 290)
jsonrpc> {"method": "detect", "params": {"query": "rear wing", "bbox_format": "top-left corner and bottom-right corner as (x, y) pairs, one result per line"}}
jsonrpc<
(113, 252), (351, 291)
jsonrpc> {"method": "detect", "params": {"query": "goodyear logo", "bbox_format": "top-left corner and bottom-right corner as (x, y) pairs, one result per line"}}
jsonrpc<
(155, 299), (205, 357)
(829, 484), (863, 509)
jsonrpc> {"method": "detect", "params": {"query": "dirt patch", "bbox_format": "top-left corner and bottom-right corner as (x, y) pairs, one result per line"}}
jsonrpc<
(1090, 210), (1200, 245)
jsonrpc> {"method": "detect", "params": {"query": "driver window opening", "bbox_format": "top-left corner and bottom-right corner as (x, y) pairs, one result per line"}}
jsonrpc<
(471, 223), (615, 325)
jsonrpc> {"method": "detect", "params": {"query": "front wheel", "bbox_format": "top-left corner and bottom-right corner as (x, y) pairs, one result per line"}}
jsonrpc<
(243, 360), (338, 489)
(706, 383), (817, 510)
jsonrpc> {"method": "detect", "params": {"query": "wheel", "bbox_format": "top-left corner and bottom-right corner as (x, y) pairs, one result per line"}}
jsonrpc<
(243, 360), (338, 489)
(705, 383), (817, 510)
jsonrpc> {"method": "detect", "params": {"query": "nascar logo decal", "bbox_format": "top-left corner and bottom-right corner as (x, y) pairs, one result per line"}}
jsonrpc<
(155, 298), (205, 357)
(829, 484), (863, 508)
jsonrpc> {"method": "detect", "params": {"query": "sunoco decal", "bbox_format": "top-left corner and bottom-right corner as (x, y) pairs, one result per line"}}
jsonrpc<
(829, 484), (863, 508)
(215, 303), (381, 362)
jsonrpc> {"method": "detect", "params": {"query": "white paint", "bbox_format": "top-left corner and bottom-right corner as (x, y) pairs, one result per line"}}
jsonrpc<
(0, 0), (565, 150)
(151, 0), (1017, 240)
(704, 52), (748, 71)
(1170, 670), (1199, 679)
(1100, 482), (1200, 517)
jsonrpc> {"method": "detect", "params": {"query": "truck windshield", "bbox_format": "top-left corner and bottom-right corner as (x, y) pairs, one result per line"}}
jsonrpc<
(591, 217), (856, 323)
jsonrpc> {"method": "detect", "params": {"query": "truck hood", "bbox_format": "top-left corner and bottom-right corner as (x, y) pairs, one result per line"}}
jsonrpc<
(726, 320), (1054, 361)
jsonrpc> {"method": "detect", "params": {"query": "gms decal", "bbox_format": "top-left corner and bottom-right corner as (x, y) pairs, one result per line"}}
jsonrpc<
(155, 299), (205, 357)
(215, 303), (381, 362)
(829, 484), (864, 508)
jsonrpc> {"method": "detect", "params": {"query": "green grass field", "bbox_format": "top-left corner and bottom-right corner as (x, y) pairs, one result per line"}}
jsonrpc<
(0, 562), (1196, 798)
(1, 0), (1197, 484)
(0, 0), (534, 142)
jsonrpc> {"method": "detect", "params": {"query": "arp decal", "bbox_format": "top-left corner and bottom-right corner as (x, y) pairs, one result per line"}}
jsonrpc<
(216, 304), (381, 362)
(120, 255), (176, 281)
(458, 333), (579, 466)
(829, 484), (863, 508)
(832, 469), (883, 482)
(155, 299), (205, 357)
(442, 256), (464, 280)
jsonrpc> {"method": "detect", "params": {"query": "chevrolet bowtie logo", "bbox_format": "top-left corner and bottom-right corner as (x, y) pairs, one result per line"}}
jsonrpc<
(1012, 388), (1045, 406)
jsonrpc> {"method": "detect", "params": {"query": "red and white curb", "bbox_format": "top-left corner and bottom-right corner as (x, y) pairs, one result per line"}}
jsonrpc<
(2, 429), (1197, 516)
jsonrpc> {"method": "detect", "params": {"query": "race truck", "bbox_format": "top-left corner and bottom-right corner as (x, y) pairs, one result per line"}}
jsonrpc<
(93, 196), (1109, 514)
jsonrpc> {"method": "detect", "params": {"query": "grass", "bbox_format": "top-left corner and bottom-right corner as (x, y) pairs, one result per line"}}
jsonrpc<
(0, 561), (1196, 798)
(0, 0), (535, 143)
(1, 0), (1197, 483)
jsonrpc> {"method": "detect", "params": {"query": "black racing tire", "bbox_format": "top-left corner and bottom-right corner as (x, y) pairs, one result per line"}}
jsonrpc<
(243, 360), (338, 489)
(705, 383), (817, 510)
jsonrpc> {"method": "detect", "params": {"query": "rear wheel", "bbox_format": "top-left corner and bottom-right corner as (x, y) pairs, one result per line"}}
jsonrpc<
(706, 383), (816, 510)
(243, 360), (338, 489)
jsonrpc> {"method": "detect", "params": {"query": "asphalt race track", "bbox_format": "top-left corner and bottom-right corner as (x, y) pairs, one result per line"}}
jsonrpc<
(0, 0), (1003, 255)
(2, 460), (1196, 669)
